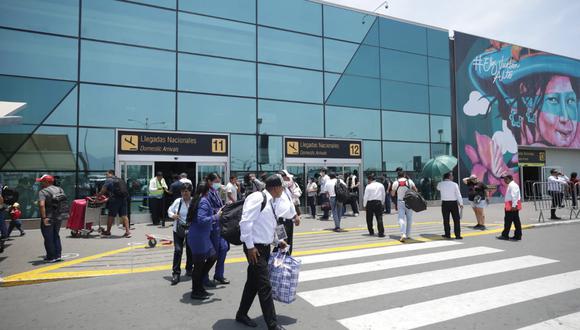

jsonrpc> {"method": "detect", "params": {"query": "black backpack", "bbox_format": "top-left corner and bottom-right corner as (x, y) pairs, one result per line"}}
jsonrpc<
(220, 192), (267, 245)
(111, 177), (129, 198)
(48, 187), (69, 219)
(1, 186), (19, 205)
(335, 181), (349, 203)
(403, 189), (427, 212)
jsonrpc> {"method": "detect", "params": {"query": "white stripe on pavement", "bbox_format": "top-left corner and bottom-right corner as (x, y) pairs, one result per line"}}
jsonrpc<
(297, 240), (461, 265)
(517, 311), (580, 330)
(299, 246), (502, 282)
(339, 270), (580, 330)
(299, 255), (558, 306)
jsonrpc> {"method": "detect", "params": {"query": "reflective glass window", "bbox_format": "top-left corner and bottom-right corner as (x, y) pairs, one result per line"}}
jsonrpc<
(179, 0), (255, 23)
(431, 143), (452, 158)
(45, 86), (78, 125)
(326, 106), (380, 140)
(0, 0), (78, 36)
(81, 40), (175, 89)
(82, 0), (176, 50)
(231, 134), (257, 171)
(381, 80), (428, 113)
(179, 53), (255, 97)
(325, 74), (380, 110)
(258, 27), (322, 70)
(363, 140), (382, 172)
(427, 29), (449, 59)
(79, 84), (175, 130)
(179, 12), (255, 61)
(428, 58), (450, 87)
(258, 100), (323, 137)
(131, 0), (176, 9)
(325, 40), (380, 78)
(429, 86), (451, 115)
(0, 29), (78, 80)
(380, 48), (427, 84)
(430, 115), (452, 143)
(382, 111), (429, 142)
(324, 39), (358, 73)
(382, 141), (430, 172)
(258, 0), (321, 35)
(178, 93), (255, 134)
(323, 5), (379, 45)
(78, 128), (115, 171)
(258, 135), (283, 171)
(259, 64), (322, 103)
(325, 72), (340, 100)
(379, 18), (426, 54)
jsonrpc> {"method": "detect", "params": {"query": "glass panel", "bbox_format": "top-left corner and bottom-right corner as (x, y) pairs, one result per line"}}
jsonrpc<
(0, 172), (76, 219)
(326, 74), (380, 109)
(258, 0), (321, 35)
(324, 5), (379, 45)
(379, 18), (426, 54)
(78, 128), (115, 171)
(430, 115), (452, 143)
(258, 27), (322, 70)
(81, 40), (175, 89)
(231, 134), (257, 171)
(0, 29), (78, 80)
(3, 126), (77, 171)
(431, 143), (452, 158)
(326, 106), (380, 140)
(427, 29), (449, 59)
(179, 12), (255, 61)
(0, 0), (79, 36)
(428, 57), (450, 87)
(382, 111), (429, 142)
(363, 140), (382, 172)
(324, 40), (379, 78)
(324, 39), (358, 73)
(179, 0), (255, 23)
(79, 84), (175, 130)
(179, 53), (255, 97)
(131, 0), (176, 9)
(258, 135), (282, 171)
(197, 164), (226, 186)
(178, 93), (255, 134)
(121, 163), (154, 217)
(77, 170), (108, 198)
(259, 64), (322, 103)
(381, 80), (428, 113)
(82, 0), (176, 50)
(45, 86), (78, 125)
(382, 141), (429, 173)
(429, 86), (451, 115)
(380, 48), (428, 84)
(258, 100), (323, 137)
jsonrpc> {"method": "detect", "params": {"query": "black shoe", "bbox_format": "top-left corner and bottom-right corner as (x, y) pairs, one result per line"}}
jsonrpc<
(509, 236), (522, 241)
(441, 235), (451, 239)
(185, 270), (192, 277)
(20, 231), (26, 236)
(201, 289), (214, 296)
(496, 235), (509, 240)
(550, 216), (562, 220)
(190, 291), (210, 300)
(378, 233), (385, 238)
(235, 313), (258, 328)
(479, 225), (486, 231)
(171, 274), (180, 286)
(473, 224), (482, 229)
(455, 236), (463, 240)
(214, 277), (230, 285)
(368, 231), (375, 236)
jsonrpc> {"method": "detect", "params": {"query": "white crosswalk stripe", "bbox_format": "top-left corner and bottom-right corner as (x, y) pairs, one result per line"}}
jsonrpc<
(517, 311), (580, 330)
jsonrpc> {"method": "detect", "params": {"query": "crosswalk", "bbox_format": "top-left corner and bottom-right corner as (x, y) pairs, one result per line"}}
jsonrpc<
(293, 240), (580, 330)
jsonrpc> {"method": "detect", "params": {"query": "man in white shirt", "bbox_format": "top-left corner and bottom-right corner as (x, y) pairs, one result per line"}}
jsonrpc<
(391, 171), (417, 242)
(437, 172), (464, 239)
(363, 175), (386, 237)
(319, 168), (330, 220)
(225, 175), (240, 204)
(236, 175), (288, 330)
(547, 169), (568, 220)
(323, 172), (346, 232)
(497, 174), (522, 241)
(274, 170), (301, 255)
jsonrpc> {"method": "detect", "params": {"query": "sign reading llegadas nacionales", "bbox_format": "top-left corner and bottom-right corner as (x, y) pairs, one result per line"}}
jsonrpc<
(117, 130), (228, 156)
(284, 137), (362, 159)
(518, 149), (546, 166)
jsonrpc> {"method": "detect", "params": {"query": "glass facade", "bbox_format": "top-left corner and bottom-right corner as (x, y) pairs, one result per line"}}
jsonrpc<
(0, 0), (453, 213)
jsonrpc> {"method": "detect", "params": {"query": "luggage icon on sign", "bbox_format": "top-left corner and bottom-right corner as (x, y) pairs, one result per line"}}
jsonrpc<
(121, 135), (138, 151)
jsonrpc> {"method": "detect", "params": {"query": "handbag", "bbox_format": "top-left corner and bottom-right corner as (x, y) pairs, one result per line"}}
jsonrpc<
(504, 200), (522, 211)
(268, 251), (301, 304)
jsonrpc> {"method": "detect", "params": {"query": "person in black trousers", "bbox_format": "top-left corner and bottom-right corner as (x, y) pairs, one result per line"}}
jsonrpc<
(363, 175), (386, 237)
(437, 172), (464, 239)
(497, 174), (522, 241)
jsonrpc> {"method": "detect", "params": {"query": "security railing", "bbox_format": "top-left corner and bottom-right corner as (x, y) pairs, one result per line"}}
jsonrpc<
(531, 182), (579, 222)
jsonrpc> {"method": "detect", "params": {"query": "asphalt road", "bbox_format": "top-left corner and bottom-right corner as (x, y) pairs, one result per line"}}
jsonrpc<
(1, 222), (579, 330)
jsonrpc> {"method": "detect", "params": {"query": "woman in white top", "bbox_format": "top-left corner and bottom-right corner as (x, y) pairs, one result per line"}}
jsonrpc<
(167, 183), (193, 285)
(306, 177), (318, 218)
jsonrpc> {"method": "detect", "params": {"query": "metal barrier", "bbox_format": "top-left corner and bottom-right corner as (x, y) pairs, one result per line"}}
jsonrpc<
(531, 181), (579, 222)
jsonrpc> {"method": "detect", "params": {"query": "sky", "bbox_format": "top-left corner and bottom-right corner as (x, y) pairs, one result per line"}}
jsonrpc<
(323, 0), (580, 60)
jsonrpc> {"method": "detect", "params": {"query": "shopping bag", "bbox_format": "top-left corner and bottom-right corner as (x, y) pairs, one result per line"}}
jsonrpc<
(268, 251), (301, 304)
(504, 200), (522, 211)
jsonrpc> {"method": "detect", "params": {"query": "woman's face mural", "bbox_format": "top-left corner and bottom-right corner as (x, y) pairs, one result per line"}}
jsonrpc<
(535, 75), (578, 147)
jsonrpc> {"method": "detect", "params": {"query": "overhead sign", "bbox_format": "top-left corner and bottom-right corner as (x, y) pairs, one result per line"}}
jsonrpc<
(518, 149), (546, 166)
(117, 130), (228, 156)
(284, 137), (362, 159)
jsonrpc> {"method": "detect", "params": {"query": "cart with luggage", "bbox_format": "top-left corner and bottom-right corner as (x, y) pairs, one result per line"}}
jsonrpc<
(67, 196), (108, 237)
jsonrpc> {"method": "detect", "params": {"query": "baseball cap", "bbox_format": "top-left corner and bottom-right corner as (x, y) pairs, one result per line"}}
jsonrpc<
(278, 169), (294, 178)
(35, 174), (54, 183)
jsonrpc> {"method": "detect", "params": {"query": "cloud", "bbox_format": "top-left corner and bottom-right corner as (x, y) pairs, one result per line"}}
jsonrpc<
(492, 120), (518, 154)
(463, 91), (490, 117)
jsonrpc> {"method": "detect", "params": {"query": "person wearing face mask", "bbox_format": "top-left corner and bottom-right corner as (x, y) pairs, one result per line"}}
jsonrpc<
(272, 170), (301, 256)
(203, 173), (230, 287)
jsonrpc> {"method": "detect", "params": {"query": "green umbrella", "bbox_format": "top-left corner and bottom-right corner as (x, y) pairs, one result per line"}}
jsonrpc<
(421, 155), (458, 178)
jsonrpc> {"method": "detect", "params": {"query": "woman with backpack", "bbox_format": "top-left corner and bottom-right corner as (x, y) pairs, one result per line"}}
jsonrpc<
(168, 183), (194, 286)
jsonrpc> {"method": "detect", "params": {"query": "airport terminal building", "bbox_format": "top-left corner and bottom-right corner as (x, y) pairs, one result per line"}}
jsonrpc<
(1, 0), (579, 220)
